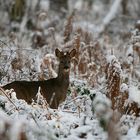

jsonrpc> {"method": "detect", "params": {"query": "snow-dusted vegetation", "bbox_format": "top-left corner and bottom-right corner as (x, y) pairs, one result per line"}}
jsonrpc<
(0, 0), (140, 139)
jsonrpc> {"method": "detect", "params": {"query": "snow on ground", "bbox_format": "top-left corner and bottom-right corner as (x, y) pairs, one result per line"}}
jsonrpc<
(1, 82), (140, 140)
(0, 89), (107, 140)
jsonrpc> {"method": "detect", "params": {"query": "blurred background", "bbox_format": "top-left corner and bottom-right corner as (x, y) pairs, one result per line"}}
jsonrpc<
(0, 0), (140, 85)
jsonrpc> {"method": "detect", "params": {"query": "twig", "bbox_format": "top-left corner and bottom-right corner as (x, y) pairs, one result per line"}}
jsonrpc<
(77, 105), (81, 118)
(6, 107), (17, 114)
(0, 39), (8, 47)
(0, 87), (19, 110)
(30, 112), (40, 128)
(62, 110), (78, 114)
(64, 96), (87, 106)
(62, 96), (86, 117)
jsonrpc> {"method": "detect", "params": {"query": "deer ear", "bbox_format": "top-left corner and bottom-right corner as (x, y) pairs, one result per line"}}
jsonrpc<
(55, 48), (62, 58)
(70, 49), (76, 58)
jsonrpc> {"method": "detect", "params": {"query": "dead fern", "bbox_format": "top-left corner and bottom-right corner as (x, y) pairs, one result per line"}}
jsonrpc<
(125, 102), (140, 116)
(117, 84), (129, 115)
(11, 57), (23, 71)
(133, 42), (140, 63)
(106, 55), (122, 110)
(72, 33), (81, 74)
(63, 10), (75, 43)
(39, 53), (57, 80)
(105, 56), (140, 116)
(73, 33), (80, 59)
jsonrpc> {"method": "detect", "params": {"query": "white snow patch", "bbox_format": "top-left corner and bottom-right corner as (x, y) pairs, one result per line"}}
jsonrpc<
(129, 85), (140, 105)
(120, 83), (128, 93)
(106, 55), (116, 64)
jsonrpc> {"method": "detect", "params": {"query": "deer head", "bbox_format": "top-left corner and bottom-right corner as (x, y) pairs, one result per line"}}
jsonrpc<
(55, 48), (76, 75)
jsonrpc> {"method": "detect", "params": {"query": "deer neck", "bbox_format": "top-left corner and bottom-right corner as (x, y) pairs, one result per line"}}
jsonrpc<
(57, 67), (70, 87)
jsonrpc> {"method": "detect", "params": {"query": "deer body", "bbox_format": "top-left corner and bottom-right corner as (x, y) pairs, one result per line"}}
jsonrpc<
(3, 48), (76, 109)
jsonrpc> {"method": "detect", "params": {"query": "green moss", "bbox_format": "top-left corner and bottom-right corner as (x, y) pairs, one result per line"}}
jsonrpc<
(100, 118), (107, 131)
(80, 88), (90, 95)
(67, 87), (71, 95)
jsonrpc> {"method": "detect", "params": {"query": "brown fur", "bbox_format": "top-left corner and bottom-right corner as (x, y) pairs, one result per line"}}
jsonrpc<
(3, 48), (76, 109)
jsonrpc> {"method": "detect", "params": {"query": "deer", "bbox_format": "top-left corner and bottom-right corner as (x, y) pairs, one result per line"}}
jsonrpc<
(2, 48), (76, 109)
